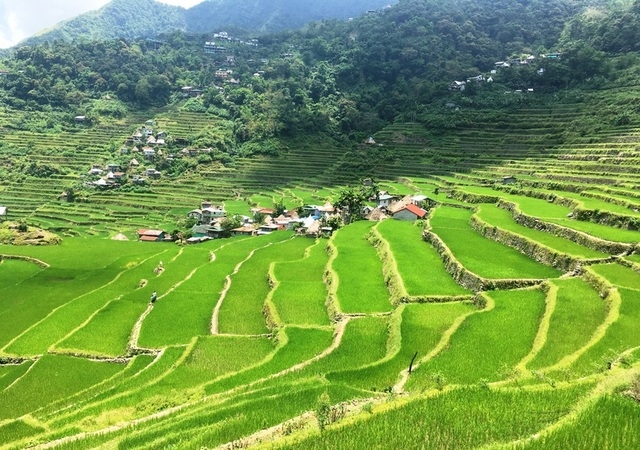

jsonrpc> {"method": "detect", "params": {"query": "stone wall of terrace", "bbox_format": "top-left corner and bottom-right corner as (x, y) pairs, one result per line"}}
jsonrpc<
(497, 200), (634, 255)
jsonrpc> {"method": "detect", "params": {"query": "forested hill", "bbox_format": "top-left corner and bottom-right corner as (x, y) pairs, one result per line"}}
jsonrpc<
(185, 0), (398, 33)
(18, 0), (398, 48)
(2, 0), (639, 150)
(21, 0), (186, 47)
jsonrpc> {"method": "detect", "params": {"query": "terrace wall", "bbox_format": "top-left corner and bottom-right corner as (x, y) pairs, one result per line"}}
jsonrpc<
(368, 227), (407, 305)
(0, 254), (49, 268)
(497, 200), (634, 255)
(422, 230), (543, 292)
(496, 187), (640, 231)
(469, 213), (579, 273)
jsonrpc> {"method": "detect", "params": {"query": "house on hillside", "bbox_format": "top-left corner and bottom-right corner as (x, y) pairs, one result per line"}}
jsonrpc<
(146, 169), (161, 179)
(191, 224), (224, 239)
(204, 42), (226, 54)
(0, 206), (7, 220)
(257, 224), (279, 235)
(377, 192), (397, 209)
(143, 147), (156, 160)
(215, 69), (233, 79)
(189, 205), (227, 224)
(392, 204), (427, 221)
(137, 229), (168, 242)
(231, 226), (256, 236)
(449, 80), (466, 91)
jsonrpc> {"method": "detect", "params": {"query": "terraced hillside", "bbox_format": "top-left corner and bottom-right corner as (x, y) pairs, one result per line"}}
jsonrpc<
(1, 89), (640, 448)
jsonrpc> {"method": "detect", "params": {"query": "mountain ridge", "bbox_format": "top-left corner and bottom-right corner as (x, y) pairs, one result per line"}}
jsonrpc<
(17, 0), (398, 48)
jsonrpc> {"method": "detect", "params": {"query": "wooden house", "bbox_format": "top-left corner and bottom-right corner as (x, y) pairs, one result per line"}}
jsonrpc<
(137, 229), (167, 242)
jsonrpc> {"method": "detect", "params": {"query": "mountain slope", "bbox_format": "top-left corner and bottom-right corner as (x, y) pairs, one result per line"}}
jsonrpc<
(17, 0), (398, 48)
(185, 0), (397, 33)
(20, 0), (187, 47)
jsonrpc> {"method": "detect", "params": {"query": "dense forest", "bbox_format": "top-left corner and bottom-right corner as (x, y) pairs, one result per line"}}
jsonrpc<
(2, 0), (639, 153)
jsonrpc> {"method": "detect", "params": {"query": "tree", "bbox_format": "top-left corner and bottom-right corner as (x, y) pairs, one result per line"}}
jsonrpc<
(64, 187), (76, 203)
(273, 199), (287, 217)
(334, 186), (368, 224)
(220, 215), (243, 237)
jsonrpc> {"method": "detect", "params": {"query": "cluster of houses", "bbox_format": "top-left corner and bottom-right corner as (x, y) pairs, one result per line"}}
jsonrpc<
(449, 53), (560, 92)
(205, 32), (259, 49)
(364, 191), (432, 222)
(183, 201), (337, 243)
(88, 118), (224, 189)
(136, 187), (436, 244)
(86, 162), (129, 188)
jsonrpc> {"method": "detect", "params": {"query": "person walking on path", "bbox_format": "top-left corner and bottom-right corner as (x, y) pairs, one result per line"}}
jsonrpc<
(150, 291), (157, 304)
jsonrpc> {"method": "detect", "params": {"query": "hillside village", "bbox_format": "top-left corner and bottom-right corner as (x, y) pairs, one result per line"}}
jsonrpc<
(133, 188), (432, 244)
(449, 53), (561, 93)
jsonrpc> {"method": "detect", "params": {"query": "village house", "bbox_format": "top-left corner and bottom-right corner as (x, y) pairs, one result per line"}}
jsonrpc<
(392, 204), (428, 221)
(181, 86), (203, 97)
(257, 224), (279, 235)
(410, 194), (433, 208)
(146, 169), (161, 179)
(204, 42), (227, 54)
(143, 147), (156, 160)
(377, 192), (398, 209)
(301, 202), (335, 218)
(191, 224), (224, 239)
(231, 225), (257, 236)
(215, 69), (233, 79)
(137, 229), (169, 242)
(449, 80), (466, 91)
(188, 202), (227, 224)
(132, 176), (147, 185)
(0, 206), (7, 220)
(92, 178), (109, 189)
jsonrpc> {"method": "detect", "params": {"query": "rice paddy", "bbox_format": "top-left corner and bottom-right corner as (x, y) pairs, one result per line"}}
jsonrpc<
(2, 96), (640, 448)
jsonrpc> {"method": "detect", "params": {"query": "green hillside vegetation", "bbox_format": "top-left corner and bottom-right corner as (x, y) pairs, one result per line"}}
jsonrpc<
(20, 0), (398, 47)
(1, 0), (640, 448)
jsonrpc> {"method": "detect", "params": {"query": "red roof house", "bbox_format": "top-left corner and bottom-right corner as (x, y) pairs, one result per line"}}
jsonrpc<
(392, 204), (428, 221)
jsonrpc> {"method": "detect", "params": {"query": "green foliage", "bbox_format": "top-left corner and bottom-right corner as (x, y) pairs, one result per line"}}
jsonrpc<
(333, 186), (368, 223)
(219, 215), (243, 237)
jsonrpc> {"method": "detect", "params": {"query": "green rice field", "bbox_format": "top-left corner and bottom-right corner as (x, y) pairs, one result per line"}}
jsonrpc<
(1, 101), (640, 448)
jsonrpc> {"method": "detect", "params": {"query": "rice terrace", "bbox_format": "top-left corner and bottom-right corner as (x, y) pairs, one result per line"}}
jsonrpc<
(1, 93), (640, 448)
(1, 0), (640, 448)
